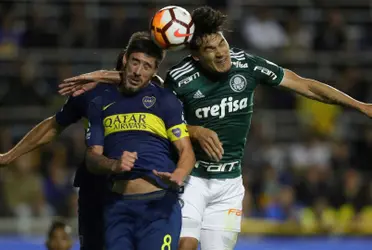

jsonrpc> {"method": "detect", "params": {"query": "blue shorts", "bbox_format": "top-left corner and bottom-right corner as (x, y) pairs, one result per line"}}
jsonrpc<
(104, 190), (181, 250)
(78, 184), (105, 250)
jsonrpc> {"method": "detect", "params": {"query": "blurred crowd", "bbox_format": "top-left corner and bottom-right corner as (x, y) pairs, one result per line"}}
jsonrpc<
(0, 0), (372, 234)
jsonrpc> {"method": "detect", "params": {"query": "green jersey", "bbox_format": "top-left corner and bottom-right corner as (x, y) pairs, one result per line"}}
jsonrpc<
(166, 48), (284, 179)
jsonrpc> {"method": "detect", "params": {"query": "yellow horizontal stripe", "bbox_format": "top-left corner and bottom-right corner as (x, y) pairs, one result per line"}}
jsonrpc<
(167, 123), (189, 142)
(103, 113), (167, 139)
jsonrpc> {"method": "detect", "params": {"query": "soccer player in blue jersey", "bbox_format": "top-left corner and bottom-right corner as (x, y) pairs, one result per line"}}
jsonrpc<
(84, 32), (195, 250)
(0, 32), (164, 250)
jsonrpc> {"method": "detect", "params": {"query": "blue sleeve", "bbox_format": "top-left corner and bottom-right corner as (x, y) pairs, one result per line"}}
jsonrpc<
(85, 97), (104, 147)
(55, 96), (83, 127)
(161, 91), (188, 142)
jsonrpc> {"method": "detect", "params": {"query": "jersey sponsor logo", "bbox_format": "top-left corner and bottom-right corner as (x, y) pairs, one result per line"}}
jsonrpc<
(227, 209), (242, 216)
(103, 102), (116, 111)
(103, 113), (188, 142)
(142, 96), (156, 109)
(253, 66), (278, 81)
(178, 72), (200, 87)
(229, 74), (247, 92)
(195, 97), (248, 119)
(232, 61), (248, 68)
(195, 160), (240, 172)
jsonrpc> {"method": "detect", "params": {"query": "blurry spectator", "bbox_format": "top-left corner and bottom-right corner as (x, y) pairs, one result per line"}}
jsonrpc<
(289, 132), (332, 170)
(2, 151), (51, 233)
(61, 3), (95, 48)
(0, 11), (24, 58)
(337, 66), (369, 103)
(353, 128), (372, 171)
(360, 23), (372, 49)
(284, 10), (312, 57)
(44, 143), (74, 216)
(264, 185), (298, 222)
(22, 9), (58, 48)
(301, 197), (336, 233)
(295, 167), (330, 207)
(242, 7), (288, 51)
(331, 139), (351, 172)
(313, 9), (348, 51)
(99, 6), (133, 48)
(261, 139), (287, 171)
(332, 169), (368, 219)
(296, 93), (342, 136)
(0, 56), (50, 106)
(45, 219), (73, 250)
(259, 165), (281, 209)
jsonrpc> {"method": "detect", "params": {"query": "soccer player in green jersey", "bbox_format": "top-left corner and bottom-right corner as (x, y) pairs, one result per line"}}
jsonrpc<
(58, 6), (372, 250)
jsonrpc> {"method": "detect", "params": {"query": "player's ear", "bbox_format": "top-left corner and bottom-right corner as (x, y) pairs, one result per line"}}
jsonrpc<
(123, 53), (128, 66)
(191, 50), (200, 61)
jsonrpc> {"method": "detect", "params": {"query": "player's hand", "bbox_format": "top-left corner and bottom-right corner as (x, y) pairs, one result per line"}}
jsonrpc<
(111, 151), (138, 173)
(359, 103), (372, 118)
(58, 70), (110, 96)
(152, 75), (164, 87)
(194, 126), (224, 162)
(0, 153), (11, 168)
(153, 168), (187, 188)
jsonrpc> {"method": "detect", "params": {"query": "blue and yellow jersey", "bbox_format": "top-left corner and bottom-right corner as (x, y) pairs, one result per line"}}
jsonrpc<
(55, 84), (117, 187)
(86, 83), (188, 188)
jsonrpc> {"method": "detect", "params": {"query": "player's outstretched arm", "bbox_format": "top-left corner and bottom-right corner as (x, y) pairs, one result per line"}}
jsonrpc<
(280, 69), (372, 117)
(0, 116), (63, 167)
(59, 70), (121, 96)
(59, 70), (164, 96)
(85, 146), (137, 174)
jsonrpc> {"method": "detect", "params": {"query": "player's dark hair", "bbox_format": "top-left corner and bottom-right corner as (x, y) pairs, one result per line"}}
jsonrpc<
(124, 31), (165, 68)
(189, 6), (228, 50)
(47, 219), (70, 239)
(115, 48), (164, 87)
(115, 49), (126, 71)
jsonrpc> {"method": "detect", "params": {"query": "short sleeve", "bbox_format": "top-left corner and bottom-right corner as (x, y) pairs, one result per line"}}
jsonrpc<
(85, 97), (105, 147)
(55, 96), (83, 127)
(249, 54), (284, 86)
(161, 91), (188, 142)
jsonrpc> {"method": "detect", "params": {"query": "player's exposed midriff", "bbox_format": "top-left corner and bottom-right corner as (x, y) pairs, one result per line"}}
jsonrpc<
(111, 178), (162, 195)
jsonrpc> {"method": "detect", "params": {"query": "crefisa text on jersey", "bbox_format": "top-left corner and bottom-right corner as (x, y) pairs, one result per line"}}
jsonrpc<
(232, 61), (248, 68)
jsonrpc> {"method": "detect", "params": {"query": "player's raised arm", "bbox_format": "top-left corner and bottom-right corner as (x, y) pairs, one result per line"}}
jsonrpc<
(0, 116), (62, 167)
(0, 95), (84, 167)
(278, 69), (372, 116)
(249, 53), (372, 117)
(59, 70), (121, 96)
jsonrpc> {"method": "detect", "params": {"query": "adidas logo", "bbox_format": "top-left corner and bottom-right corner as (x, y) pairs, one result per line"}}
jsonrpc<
(193, 90), (205, 99)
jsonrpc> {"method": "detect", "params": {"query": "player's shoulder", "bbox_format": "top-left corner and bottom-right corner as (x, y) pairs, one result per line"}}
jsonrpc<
(166, 55), (200, 88)
(79, 83), (117, 102)
(150, 83), (176, 98)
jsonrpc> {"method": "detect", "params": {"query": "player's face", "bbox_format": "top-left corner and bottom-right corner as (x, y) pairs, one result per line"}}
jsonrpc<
(121, 52), (157, 93)
(46, 227), (72, 250)
(193, 33), (231, 73)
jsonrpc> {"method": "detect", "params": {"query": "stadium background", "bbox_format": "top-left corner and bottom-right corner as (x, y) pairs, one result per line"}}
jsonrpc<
(0, 0), (372, 249)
